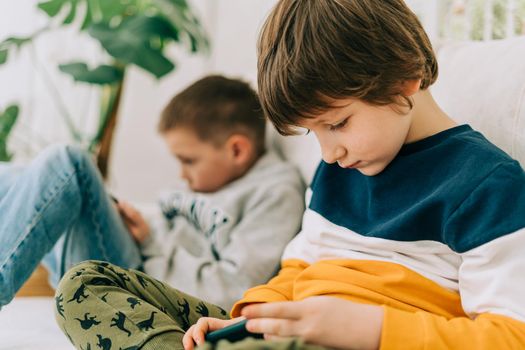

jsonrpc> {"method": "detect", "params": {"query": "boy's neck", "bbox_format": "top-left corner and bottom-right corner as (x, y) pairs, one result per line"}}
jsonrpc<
(230, 150), (265, 184)
(405, 90), (457, 145)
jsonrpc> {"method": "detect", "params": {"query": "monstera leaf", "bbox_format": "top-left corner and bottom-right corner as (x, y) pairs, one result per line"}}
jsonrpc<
(35, 0), (208, 79)
(59, 62), (124, 85)
(88, 15), (180, 78)
(0, 36), (34, 66)
(37, 0), (128, 28)
(0, 0), (208, 172)
(0, 105), (19, 162)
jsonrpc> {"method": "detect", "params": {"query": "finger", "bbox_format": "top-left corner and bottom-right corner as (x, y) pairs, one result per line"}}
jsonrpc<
(207, 317), (242, 331)
(193, 317), (243, 345)
(246, 318), (297, 337)
(183, 326), (196, 350)
(264, 334), (294, 342)
(119, 213), (134, 229)
(119, 201), (139, 216)
(242, 301), (302, 320)
(116, 203), (131, 219)
(194, 318), (210, 345)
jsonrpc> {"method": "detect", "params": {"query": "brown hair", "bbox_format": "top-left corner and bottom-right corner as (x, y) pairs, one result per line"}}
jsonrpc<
(258, 0), (438, 135)
(159, 75), (266, 155)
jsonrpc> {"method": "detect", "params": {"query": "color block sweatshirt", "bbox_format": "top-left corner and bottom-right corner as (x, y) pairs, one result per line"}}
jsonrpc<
(232, 125), (525, 349)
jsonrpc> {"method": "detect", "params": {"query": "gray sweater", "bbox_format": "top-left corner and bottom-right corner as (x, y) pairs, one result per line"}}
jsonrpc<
(141, 152), (305, 309)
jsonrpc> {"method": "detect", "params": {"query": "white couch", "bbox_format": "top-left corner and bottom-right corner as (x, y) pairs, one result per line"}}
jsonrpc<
(1, 37), (524, 350)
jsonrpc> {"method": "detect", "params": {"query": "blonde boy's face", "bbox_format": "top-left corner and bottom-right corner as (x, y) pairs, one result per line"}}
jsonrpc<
(299, 98), (413, 176)
(163, 128), (238, 193)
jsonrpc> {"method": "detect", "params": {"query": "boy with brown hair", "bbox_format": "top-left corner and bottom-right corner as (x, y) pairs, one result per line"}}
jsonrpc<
(135, 75), (305, 309)
(0, 74), (304, 312)
(54, 1), (525, 349)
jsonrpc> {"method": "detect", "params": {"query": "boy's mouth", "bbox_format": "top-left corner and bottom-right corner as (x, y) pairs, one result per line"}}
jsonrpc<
(341, 160), (361, 169)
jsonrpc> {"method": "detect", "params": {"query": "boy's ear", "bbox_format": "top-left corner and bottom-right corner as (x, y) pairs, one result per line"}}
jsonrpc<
(226, 134), (254, 165)
(401, 79), (422, 97)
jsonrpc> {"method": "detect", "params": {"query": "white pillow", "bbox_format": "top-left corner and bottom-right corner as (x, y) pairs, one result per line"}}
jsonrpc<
(432, 37), (525, 167)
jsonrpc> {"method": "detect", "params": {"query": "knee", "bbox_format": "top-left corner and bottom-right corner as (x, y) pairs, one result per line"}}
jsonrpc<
(39, 144), (90, 169)
(56, 260), (124, 294)
(54, 261), (111, 330)
(0, 273), (13, 308)
(43, 144), (90, 162)
(56, 261), (100, 292)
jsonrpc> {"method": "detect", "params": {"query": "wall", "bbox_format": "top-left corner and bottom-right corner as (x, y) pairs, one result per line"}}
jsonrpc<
(109, 0), (278, 202)
(0, 0), (278, 202)
(2, 0), (470, 202)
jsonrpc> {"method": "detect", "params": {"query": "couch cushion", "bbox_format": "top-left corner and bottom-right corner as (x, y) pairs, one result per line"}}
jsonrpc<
(268, 129), (321, 185)
(431, 37), (525, 167)
(0, 297), (73, 350)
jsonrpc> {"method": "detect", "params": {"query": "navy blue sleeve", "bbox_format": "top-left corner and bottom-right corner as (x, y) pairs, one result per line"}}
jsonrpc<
(444, 161), (525, 253)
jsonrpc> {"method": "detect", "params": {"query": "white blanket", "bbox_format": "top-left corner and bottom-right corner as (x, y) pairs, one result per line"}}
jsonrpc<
(0, 297), (73, 350)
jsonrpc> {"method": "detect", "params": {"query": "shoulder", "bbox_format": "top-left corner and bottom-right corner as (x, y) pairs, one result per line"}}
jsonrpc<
(243, 151), (305, 190)
(212, 151), (306, 206)
(445, 159), (525, 252)
(450, 128), (515, 165)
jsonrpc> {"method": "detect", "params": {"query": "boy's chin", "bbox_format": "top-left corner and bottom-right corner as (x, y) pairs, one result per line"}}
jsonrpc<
(189, 185), (212, 193)
(189, 182), (225, 193)
(355, 163), (387, 177)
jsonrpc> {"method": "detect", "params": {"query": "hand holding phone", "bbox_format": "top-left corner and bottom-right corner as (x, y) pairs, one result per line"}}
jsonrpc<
(205, 319), (263, 344)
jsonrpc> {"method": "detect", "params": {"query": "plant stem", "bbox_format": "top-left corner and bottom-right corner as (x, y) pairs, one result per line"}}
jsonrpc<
(29, 46), (84, 143)
(89, 65), (125, 178)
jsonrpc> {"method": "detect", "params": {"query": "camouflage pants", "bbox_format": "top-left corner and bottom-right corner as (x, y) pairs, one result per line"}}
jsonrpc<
(55, 261), (327, 350)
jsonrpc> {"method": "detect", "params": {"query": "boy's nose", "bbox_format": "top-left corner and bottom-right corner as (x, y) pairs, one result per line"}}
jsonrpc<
(180, 168), (190, 181)
(321, 144), (346, 164)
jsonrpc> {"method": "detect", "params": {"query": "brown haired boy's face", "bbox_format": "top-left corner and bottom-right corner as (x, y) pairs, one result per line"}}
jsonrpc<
(162, 127), (239, 193)
(299, 97), (413, 176)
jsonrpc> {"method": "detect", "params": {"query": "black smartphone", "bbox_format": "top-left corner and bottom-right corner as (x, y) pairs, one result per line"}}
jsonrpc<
(205, 319), (263, 344)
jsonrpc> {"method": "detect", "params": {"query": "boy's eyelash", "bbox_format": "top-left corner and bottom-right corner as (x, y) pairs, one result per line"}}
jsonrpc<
(178, 157), (195, 165)
(329, 118), (349, 131)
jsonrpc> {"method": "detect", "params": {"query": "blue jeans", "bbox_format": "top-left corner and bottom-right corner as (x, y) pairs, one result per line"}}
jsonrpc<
(0, 144), (142, 307)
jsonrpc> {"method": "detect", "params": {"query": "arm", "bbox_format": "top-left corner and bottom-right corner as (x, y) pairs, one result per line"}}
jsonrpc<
(380, 306), (525, 349)
(383, 162), (525, 348)
(243, 297), (383, 350)
(230, 259), (308, 316)
(241, 297), (525, 350)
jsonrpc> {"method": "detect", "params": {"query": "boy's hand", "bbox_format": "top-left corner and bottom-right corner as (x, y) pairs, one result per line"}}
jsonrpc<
(117, 201), (151, 244)
(183, 317), (241, 350)
(242, 297), (383, 350)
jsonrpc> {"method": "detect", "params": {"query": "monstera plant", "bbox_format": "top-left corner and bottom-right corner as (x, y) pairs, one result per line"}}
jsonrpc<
(0, 0), (208, 176)
(0, 105), (19, 162)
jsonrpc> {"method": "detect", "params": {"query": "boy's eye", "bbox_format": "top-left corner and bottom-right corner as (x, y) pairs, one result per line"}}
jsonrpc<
(178, 157), (196, 165)
(329, 117), (349, 131)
